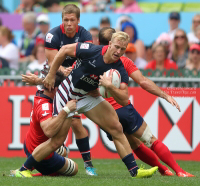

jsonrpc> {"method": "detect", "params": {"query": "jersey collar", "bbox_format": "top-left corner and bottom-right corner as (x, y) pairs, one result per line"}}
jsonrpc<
(36, 90), (53, 103)
(60, 24), (79, 34)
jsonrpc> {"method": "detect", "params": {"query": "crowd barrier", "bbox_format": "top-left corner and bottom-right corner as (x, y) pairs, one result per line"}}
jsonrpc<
(0, 86), (199, 160)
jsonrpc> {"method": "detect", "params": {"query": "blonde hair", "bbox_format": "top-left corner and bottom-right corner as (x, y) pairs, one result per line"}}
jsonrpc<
(0, 26), (14, 42)
(192, 14), (200, 31)
(172, 29), (189, 62)
(111, 31), (130, 43)
(62, 4), (80, 19)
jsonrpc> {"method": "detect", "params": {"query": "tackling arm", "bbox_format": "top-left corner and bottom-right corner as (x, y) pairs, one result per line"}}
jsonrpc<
(130, 70), (181, 111)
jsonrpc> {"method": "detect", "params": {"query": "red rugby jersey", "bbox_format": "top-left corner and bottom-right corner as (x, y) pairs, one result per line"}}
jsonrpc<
(25, 90), (53, 158)
(105, 56), (138, 110)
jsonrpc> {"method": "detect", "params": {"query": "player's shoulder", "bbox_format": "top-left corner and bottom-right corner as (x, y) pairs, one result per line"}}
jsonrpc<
(78, 25), (90, 34)
(120, 56), (133, 64)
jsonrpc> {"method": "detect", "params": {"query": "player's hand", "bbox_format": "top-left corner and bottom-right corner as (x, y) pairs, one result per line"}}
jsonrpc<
(43, 73), (55, 91)
(66, 100), (77, 112)
(87, 89), (100, 97)
(99, 72), (112, 88)
(63, 67), (73, 76)
(21, 73), (40, 85)
(165, 95), (181, 112)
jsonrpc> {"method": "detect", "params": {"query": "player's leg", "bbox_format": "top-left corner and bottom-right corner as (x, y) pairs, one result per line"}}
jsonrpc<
(125, 134), (172, 176)
(71, 117), (96, 175)
(57, 158), (78, 176)
(16, 117), (73, 176)
(133, 121), (194, 177)
(85, 100), (158, 178)
(109, 104), (170, 176)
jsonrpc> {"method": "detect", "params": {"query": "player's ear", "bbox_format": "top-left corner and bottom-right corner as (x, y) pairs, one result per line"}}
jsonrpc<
(109, 41), (111, 47)
(78, 18), (80, 24)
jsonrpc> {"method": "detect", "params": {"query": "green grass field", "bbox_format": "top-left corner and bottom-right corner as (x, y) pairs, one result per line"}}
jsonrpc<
(0, 158), (199, 186)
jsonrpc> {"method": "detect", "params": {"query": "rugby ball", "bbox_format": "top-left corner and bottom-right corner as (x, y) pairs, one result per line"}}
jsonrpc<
(99, 69), (121, 98)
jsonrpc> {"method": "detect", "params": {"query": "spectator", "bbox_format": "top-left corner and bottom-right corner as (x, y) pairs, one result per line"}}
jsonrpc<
(15, 0), (43, 13)
(19, 12), (40, 63)
(172, 29), (189, 69)
(146, 44), (178, 71)
(0, 26), (19, 70)
(99, 17), (111, 29)
(81, 0), (115, 12)
(89, 27), (99, 45)
(115, 14), (132, 31)
(187, 14), (200, 45)
(158, 12), (180, 42)
(27, 44), (46, 73)
(121, 21), (145, 58)
(156, 33), (172, 59)
(36, 14), (50, 45)
(125, 43), (147, 69)
(145, 45), (153, 63)
(43, 0), (63, 12)
(168, 12), (180, 40)
(194, 25), (200, 44)
(185, 44), (200, 71)
(115, 0), (142, 13)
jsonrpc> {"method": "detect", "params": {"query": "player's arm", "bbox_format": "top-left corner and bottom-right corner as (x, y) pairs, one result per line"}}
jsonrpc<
(99, 73), (129, 106)
(45, 49), (67, 74)
(40, 100), (77, 138)
(21, 73), (43, 85)
(130, 70), (181, 112)
(43, 43), (77, 91)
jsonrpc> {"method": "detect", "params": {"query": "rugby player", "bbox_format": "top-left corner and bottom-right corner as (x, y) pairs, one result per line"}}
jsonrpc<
(14, 31), (158, 178)
(98, 27), (194, 177)
(13, 72), (78, 177)
(43, 4), (96, 175)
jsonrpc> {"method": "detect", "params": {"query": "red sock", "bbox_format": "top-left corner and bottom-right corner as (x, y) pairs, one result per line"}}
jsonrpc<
(134, 143), (168, 174)
(151, 140), (184, 174)
(32, 173), (43, 177)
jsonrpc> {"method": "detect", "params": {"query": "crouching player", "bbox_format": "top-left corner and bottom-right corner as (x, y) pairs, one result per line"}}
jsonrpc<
(12, 72), (78, 177)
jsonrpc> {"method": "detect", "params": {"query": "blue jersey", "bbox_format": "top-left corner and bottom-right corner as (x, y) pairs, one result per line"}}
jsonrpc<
(57, 43), (129, 102)
(45, 24), (92, 67)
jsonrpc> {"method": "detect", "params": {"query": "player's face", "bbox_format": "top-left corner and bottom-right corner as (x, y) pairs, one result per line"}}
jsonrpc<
(62, 13), (80, 35)
(109, 39), (128, 61)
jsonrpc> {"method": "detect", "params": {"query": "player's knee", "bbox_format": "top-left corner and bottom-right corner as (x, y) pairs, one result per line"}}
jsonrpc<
(61, 158), (78, 176)
(51, 138), (64, 151)
(139, 125), (153, 148)
(71, 119), (83, 134)
(109, 121), (123, 139)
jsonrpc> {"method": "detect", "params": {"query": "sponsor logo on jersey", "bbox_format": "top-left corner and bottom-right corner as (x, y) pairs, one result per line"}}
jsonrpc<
(42, 111), (49, 117)
(80, 75), (98, 86)
(42, 103), (49, 110)
(80, 43), (89, 49)
(88, 60), (96, 67)
(46, 33), (53, 43)
(90, 74), (98, 80)
(75, 37), (79, 42)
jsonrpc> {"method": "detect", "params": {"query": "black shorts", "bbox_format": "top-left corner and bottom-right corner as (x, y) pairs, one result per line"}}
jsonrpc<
(24, 143), (65, 175)
(106, 104), (143, 141)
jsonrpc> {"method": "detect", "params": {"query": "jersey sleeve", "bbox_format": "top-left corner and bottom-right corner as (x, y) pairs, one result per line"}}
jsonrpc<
(75, 42), (92, 59)
(117, 64), (129, 85)
(121, 56), (138, 76)
(36, 102), (53, 123)
(45, 30), (59, 50)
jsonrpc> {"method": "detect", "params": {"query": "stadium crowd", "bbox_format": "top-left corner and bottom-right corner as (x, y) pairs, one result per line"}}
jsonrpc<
(0, 0), (199, 82)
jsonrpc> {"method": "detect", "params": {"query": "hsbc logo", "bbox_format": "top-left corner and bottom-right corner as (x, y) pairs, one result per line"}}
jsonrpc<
(90, 74), (98, 80)
(144, 97), (200, 153)
(80, 75), (98, 86)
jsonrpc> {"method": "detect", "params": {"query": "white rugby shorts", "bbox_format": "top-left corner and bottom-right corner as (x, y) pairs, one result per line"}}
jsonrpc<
(54, 94), (104, 118)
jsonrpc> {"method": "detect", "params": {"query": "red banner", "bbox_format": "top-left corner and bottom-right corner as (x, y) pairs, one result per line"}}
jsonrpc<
(0, 87), (199, 160)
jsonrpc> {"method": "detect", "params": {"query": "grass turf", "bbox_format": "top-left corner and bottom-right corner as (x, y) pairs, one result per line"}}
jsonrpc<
(0, 158), (199, 186)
